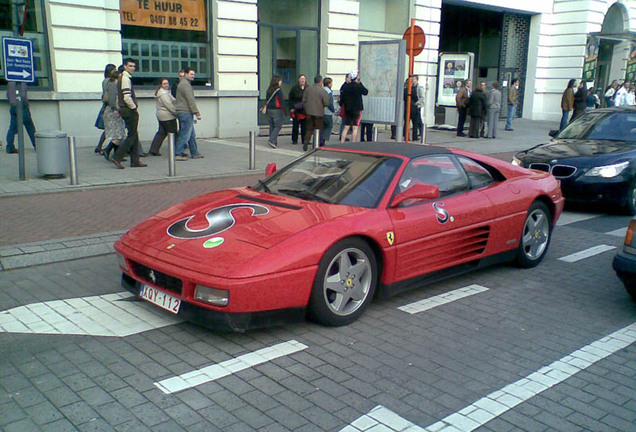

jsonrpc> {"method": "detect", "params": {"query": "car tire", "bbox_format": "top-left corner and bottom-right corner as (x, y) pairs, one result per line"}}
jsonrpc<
(624, 180), (636, 216)
(515, 201), (553, 268)
(308, 237), (377, 326)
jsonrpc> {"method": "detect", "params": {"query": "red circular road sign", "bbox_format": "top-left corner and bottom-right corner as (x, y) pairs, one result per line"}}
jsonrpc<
(403, 25), (426, 56)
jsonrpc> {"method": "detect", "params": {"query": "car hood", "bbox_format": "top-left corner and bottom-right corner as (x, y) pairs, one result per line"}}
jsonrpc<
(120, 187), (366, 273)
(517, 139), (636, 164)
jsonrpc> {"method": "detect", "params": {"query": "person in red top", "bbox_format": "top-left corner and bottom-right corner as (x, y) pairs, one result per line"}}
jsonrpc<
(264, 75), (287, 148)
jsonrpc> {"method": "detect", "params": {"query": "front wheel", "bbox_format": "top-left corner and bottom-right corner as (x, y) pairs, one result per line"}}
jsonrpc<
(308, 238), (377, 326)
(624, 180), (636, 216)
(515, 201), (553, 268)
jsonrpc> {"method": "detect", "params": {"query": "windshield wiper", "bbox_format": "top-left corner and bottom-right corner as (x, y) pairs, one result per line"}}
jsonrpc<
(277, 188), (330, 203)
(256, 179), (272, 193)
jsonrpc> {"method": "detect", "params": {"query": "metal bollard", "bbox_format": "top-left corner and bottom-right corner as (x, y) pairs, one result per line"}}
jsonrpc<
(372, 126), (378, 142)
(68, 136), (79, 185)
(168, 133), (176, 177)
(249, 131), (256, 170)
(313, 129), (320, 150)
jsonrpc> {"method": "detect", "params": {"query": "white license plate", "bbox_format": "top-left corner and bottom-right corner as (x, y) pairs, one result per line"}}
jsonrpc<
(140, 284), (181, 314)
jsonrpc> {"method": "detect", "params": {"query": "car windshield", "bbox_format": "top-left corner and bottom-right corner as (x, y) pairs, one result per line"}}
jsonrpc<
(251, 150), (402, 208)
(558, 111), (636, 142)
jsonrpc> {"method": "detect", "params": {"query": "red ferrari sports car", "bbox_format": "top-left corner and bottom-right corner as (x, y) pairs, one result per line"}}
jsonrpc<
(115, 142), (564, 331)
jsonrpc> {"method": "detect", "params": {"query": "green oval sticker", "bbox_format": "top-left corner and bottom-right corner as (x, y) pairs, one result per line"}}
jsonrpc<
(203, 237), (224, 249)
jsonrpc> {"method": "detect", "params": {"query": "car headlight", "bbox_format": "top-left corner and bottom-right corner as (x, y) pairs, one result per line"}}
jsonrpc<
(116, 252), (130, 271)
(584, 161), (629, 178)
(194, 285), (229, 307)
(511, 156), (522, 166)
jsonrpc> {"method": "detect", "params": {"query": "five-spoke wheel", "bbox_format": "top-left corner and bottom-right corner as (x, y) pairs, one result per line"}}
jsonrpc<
(516, 201), (553, 268)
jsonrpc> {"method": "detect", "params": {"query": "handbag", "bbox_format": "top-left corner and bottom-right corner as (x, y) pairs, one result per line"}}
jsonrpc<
(260, 89), (279, 114)
(95, 103), (106, 130)
(293, 101), (304, 113)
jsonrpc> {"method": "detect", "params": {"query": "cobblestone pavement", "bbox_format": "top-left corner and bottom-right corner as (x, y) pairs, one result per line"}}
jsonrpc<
(1, 214), (635, 431)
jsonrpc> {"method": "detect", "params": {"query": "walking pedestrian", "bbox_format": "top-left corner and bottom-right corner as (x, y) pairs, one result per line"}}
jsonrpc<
(467, 82), (487, 138)
(303, 75), (330, 150)
(560, 79), (575, 130)
(147, 78), (178, 156)
(5, 81), (37, 154)
(339, 73), (351, 140)
(101, 68), (126, 161)
(111, 58), (147, 169)
(571, 80), (587, 122)
(289, 74), (307, 145)
(485, 81), (501, 139)
(340, 70), (368, 143)
(504, 78), (519, 131)
(604, 80), (618, 107)
(174, 67), (203, 160)
(455, 79), (471, 136)
(94, 63), (116, 155)
(264, 75), (286, 148)
(321, 77), (335, 146)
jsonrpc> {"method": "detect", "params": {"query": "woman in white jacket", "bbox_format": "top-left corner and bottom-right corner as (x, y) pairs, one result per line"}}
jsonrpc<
(147, 78), (178, 156)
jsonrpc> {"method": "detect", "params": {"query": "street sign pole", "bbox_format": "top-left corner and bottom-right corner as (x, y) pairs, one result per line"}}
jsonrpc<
(402, 20), (426, 144)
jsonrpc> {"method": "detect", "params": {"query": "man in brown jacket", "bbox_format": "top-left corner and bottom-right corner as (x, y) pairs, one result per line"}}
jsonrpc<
(505, 78), (519, 131)
(455, 79), (471, 137)
(303, 75), (330, 150)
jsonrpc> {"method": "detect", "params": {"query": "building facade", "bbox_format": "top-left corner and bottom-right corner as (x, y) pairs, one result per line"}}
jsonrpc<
(2, 0), (635, 146)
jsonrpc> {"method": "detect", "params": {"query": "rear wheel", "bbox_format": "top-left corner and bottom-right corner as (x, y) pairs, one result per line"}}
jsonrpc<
(515, 201), (552, 268)
(308, 238), (377, 326)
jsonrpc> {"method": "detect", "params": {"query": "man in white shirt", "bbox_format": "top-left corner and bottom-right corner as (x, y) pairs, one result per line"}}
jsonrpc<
(615, 81), (632, 106)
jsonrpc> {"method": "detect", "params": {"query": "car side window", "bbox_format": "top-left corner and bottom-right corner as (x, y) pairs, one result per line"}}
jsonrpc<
(399, 155), (469, 197)
(457, 156), (496, 189)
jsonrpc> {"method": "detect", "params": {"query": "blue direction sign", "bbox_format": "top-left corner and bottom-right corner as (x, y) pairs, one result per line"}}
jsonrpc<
(2, 37), (34, 83)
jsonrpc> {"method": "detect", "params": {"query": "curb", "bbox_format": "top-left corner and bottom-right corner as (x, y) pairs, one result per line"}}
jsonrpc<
(0, 231), (124, 271)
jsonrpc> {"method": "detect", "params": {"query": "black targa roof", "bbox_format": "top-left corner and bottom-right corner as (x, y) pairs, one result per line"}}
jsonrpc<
(324, 142), (452, 159)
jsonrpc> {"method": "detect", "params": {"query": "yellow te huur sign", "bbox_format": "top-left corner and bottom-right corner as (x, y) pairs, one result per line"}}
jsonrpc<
(120, 0), (207, 32)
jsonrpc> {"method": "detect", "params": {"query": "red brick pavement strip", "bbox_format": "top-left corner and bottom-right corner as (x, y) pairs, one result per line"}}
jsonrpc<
(0, 151), (517, 248)
(0, 174), (263, 247)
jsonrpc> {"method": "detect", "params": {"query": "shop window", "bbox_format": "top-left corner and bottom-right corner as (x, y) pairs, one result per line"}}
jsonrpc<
(359, 0), (409, 35)
(0, 0), (51, 88)
(120, 0), (212, 86)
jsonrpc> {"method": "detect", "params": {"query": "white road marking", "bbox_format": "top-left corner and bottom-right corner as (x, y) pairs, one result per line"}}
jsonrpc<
(154, 340), (308, 394)
(0, 292), (182, 337)
(558, 245), (616, 263)
(556, 211), (605, 226)
(398, 284), (489, 315)
(606, 227), (628, 238)
(340, 322), (636, 432)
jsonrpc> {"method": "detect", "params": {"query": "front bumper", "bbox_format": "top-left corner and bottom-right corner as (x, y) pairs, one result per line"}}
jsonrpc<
(121, 274), (305, 332)
(613, 249), (636, 287)
(558, 175), (631, 207)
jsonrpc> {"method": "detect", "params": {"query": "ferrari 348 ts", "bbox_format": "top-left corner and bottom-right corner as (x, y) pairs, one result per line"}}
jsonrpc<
(115, 142), (564, 331)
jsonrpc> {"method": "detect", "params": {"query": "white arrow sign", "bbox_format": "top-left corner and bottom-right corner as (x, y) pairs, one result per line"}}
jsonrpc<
(7, 69), (31, 79)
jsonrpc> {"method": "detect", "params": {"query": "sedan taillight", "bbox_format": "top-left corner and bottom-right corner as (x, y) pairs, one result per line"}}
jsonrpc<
(626, 220), (636, 247)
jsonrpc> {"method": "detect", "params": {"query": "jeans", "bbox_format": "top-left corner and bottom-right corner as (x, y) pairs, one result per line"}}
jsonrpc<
(6, 105), (36, 151)
(266, 108), (284, 145)
(505, 104), (516, 130)
(175, 112), (200, 157)
(321, 115), (333, 146)
(114, 107), (140, 163)
(560, 110), (571, 130)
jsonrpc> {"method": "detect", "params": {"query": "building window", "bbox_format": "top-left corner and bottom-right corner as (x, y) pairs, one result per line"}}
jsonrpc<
(120, 0), (212, 86)
(359, 0), (409, 35)
(0, 0), (51, 88)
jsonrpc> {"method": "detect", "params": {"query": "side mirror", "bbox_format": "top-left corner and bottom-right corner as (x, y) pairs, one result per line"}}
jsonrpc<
(265, 163), (277, 176)
(548, 129), (559, 138)
(391, 183), (440, 207)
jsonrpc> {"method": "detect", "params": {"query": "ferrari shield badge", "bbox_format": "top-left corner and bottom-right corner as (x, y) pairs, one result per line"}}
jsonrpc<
(386, 231), (395, 245)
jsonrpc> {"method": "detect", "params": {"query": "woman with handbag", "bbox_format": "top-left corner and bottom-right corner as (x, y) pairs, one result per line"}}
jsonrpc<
(102, 68), (126, 161)
(147, 78), (178, 156)
(264, 75), (286, 148)
(94, 64), (116, 154)
(288, 74), (307, 145)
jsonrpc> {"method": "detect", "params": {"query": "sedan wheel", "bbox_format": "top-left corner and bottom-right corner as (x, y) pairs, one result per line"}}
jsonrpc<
(625, 180), (636, 216)
(516, 201), (552, 268)
(308, 238), (377, 326)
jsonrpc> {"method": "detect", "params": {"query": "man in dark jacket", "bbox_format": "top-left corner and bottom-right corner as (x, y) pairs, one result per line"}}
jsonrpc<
(467, 82), (488, 138)
(339, 70), (368, 143)
(302, 75), (330, 150)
